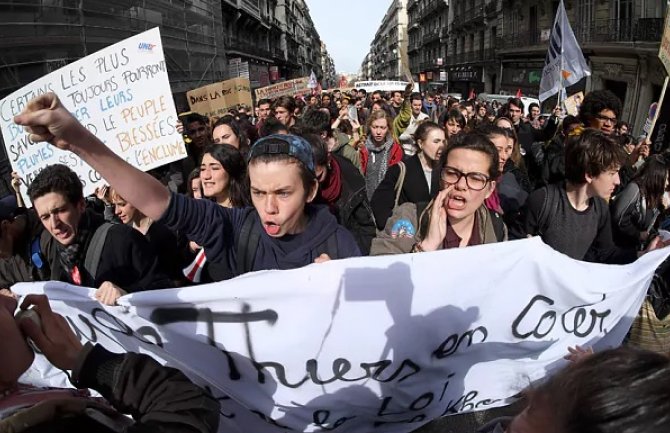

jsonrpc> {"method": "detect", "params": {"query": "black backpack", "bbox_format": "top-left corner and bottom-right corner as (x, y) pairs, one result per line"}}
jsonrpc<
(235, 210), (340, 276)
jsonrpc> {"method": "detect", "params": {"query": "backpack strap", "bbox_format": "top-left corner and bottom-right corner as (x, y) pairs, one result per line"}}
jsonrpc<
(236, 210), (261, 276)
(316, 232), (339, 260)
(83, 223), (114, 282)
(536, 184), (559, 236)
(487, 208), (506, 242)
(393, 161), (406, 208)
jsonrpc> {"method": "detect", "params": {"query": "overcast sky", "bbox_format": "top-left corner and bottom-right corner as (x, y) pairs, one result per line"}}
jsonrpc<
(306, 0), (390, 74)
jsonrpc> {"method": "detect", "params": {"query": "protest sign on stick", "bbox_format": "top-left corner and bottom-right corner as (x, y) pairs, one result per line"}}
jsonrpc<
(186, 78), (253, 118)
(0, 27), (185, 203)
(650, 77), (670, 154)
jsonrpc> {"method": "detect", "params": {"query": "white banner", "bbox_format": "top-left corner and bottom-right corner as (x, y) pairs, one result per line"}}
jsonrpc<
(13, 238), (670, 433)
(0, 28), (185, 203)
(354, 81), (420, 93)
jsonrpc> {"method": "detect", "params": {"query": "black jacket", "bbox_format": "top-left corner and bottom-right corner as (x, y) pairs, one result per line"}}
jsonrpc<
(44, 210), (172, 291)
(316, 154), (376, 255)
(371, 154), (439, 230)
(19, 343), (219, 433)
(0, 210), (53, 289)
(610, 182), (659, 249)
(160, 193), (361, 276)
(517, 118), (559, 186)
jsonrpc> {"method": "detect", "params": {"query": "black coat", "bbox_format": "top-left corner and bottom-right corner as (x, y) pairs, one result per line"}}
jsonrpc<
(517, 118), (559, 186)
(320, 154), (376, 255)
(21, 343), (220, 433)
(370, 154), (439, 230)
(44, 210), (172, 291)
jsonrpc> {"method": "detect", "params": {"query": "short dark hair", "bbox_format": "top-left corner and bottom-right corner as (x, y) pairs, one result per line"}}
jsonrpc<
(507, 98), (524, 111)
(183, 113), (208, 127)
(202, 144), (249, 207)
(439, 108), (467, 129)
(529, 347), (670, 433)
(410, 92), (423, 103)
(564, 128), (627, 184)
(28, 164), (84, 205)
(272, 96), (297, 113)
(528, 102), (540, 111)
(579, 90), (622, 125)
(299, 108), (331, 136)
(372, 90), (383, 98)
(391, 90), (402, 98)
(441, 131), (499, 179)
(259, 117), (289, 137)
(257, 98), (271, 108)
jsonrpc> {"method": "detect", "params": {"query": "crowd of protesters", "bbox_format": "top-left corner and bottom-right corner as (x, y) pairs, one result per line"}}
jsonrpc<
(1, 83), (670, 432)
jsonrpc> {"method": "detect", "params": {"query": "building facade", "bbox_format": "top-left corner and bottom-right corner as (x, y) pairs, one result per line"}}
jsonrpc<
(446, 0), (500, 98)
(407, 0), (449, 91)
(222, 0), (325, 91)
(1, 0), (226, 107)
(497, 0), (665, 133)
(321, 42), (337, 89)
(360, 0), (410, 81)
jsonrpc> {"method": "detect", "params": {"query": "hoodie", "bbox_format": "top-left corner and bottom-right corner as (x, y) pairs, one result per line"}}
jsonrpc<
(160, 193), (361, 277)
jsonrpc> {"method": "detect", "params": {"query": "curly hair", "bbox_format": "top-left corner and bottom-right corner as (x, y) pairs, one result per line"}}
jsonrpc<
(579, 90), (622, 125)
(27, 164), (83, 205)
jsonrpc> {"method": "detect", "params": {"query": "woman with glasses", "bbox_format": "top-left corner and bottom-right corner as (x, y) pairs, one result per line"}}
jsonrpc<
(371, 132), (507, 255)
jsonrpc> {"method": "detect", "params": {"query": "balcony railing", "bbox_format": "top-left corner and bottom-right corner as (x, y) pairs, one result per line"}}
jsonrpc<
(453, 2), (485, 28)
(423, 27), (441, 43)
(499, 18), (663, 51)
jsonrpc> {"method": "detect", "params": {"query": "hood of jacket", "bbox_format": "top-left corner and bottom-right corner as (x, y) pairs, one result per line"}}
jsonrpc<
(258, 204), (341, 269)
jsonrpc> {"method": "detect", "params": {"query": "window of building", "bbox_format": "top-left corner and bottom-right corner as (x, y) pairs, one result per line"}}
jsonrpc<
(577, 0), (595, 41)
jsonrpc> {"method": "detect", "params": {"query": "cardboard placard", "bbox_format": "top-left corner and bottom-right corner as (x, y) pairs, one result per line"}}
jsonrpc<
(186, 78), (253, 118)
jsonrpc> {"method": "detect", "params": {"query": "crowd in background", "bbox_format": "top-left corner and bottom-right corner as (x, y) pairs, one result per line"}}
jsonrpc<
(1, 84), (670, 432)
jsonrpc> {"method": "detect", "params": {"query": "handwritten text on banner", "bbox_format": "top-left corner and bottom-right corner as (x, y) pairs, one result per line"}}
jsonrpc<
(14, 238), (668, 433)
(0, 27), (185, 202)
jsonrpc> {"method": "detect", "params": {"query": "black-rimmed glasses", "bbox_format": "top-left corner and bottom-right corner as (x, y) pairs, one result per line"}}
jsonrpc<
(441, 166), (490, 191)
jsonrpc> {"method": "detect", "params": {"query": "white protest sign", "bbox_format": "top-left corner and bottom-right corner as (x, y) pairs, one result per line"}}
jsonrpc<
(0, 28), (185, 203)
(354, 81), (420, 93)
(13, 238), (669, 433)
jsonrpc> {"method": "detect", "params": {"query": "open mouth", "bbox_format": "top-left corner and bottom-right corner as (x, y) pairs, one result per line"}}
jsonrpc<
(446, 194), (467, 211)
(263, 221), (281, 235)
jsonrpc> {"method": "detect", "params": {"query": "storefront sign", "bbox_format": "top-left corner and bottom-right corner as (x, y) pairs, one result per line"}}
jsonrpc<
(449, 66), (482, 82)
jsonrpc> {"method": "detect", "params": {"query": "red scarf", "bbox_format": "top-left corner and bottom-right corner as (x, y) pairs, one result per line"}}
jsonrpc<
(320, 155), (342, 209)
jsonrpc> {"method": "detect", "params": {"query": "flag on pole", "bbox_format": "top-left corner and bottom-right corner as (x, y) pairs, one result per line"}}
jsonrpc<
(538, 0), (590, 103)
(308, 70), (318, 89)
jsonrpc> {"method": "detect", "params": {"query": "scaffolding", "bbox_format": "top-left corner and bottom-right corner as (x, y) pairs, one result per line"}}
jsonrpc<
(0, 0), (226, 101)
(0, 0), (226, 188)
